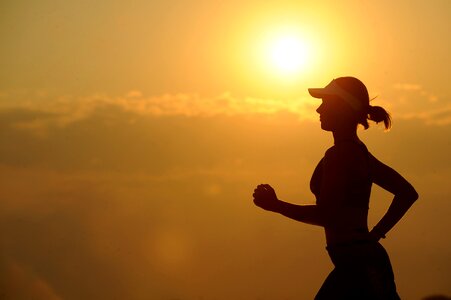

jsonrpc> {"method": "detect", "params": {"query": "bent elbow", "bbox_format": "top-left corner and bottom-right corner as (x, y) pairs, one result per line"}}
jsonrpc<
(407, 192), (419, 205)
(411, 189), (419, 203)
(399, 186), (419, 204)
(408, 183), (419, 202)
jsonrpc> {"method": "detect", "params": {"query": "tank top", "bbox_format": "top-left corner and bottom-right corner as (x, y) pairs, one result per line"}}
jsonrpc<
(310, 141), (372, 210)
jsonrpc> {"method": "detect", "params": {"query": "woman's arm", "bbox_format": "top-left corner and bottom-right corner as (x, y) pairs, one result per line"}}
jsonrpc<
(369, 154), (419, 239)
(253, 184), (324, 226)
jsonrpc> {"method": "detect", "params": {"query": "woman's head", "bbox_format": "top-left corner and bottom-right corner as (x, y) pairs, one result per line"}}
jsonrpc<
(309, 77), (391, 131)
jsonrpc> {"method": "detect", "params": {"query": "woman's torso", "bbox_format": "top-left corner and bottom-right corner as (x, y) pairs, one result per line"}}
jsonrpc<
(310, 140), (373, 245)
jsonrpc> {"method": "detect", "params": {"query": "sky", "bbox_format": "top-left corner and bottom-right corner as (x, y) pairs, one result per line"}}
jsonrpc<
(0, 0), (450, 299)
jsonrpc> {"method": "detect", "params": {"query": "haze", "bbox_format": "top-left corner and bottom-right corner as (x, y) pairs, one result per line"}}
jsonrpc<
(1, 0), (450, 299)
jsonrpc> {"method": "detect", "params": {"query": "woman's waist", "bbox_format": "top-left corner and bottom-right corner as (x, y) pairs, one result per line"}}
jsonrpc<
(325, 239), (389, 267)
(324, 224), (370, 247)
(317, 196), (370, 209)
(320, 206), (368, 226)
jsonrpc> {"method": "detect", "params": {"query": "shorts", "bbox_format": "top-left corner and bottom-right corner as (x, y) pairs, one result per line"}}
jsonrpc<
(314, 241), (401, 300)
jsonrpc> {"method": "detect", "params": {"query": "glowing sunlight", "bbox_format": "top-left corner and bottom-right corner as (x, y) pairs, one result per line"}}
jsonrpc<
(259, 28), (315, 80)
(269, 35), (309, 74)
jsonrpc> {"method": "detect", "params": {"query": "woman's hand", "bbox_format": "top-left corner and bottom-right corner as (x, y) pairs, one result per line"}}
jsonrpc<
(369, 227), (386, 242)
(253, 184), (280, 212)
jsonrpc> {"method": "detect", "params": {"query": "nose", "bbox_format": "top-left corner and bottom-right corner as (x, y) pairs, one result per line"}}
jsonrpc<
(316, 103), (323, 114)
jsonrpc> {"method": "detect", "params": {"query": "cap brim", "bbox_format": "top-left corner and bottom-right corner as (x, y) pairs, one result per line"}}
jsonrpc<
(309, 80), (364, 111)
(308, 88), (327, 98)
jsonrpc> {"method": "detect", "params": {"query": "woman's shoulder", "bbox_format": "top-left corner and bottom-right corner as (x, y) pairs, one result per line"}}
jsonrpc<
(326, 140), (368, 156)
(324, 141), (369, 166)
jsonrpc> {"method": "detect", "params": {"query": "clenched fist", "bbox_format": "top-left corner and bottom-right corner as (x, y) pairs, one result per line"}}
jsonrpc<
(253, 184), (280, 212)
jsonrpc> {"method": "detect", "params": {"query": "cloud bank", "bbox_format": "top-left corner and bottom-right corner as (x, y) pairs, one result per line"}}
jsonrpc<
(1, 85), (449, 137)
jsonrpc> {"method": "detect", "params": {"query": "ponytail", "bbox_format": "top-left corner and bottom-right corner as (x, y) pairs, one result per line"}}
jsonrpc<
(358, 105), (392, 130)
(368, 105), (391, 130)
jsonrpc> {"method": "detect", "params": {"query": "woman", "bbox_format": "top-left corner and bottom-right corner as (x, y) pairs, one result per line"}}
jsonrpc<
(253, 77), (418, 299)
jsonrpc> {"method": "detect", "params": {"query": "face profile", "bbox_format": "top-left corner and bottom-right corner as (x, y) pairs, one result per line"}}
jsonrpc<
(316, 95), (356, 132)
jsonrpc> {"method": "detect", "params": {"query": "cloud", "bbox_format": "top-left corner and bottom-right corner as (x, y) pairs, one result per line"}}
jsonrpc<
(0, 90), (318, 133)
(392, 83), (439, 104)
(2, 86), (450, 139)
(400, 105), (451, 126)
(393, 83), (423, 91)
(379, 83), (450, 125)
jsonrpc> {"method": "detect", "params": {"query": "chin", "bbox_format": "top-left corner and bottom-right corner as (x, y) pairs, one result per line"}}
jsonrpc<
(320, 122), (333, 131)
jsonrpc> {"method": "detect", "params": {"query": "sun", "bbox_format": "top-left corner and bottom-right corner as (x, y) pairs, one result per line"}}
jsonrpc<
(268, 34), (309, 75)
(270, 36), (307, 74)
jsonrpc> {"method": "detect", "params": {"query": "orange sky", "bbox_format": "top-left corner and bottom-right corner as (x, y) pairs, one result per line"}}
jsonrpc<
(1, 0), (450, 299)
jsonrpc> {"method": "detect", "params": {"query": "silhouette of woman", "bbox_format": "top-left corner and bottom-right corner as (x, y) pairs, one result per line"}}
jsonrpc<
(253, 77), (418, 300)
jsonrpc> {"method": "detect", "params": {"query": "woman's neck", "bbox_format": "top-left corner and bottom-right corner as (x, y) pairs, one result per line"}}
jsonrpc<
(332, 128), (359, 145)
